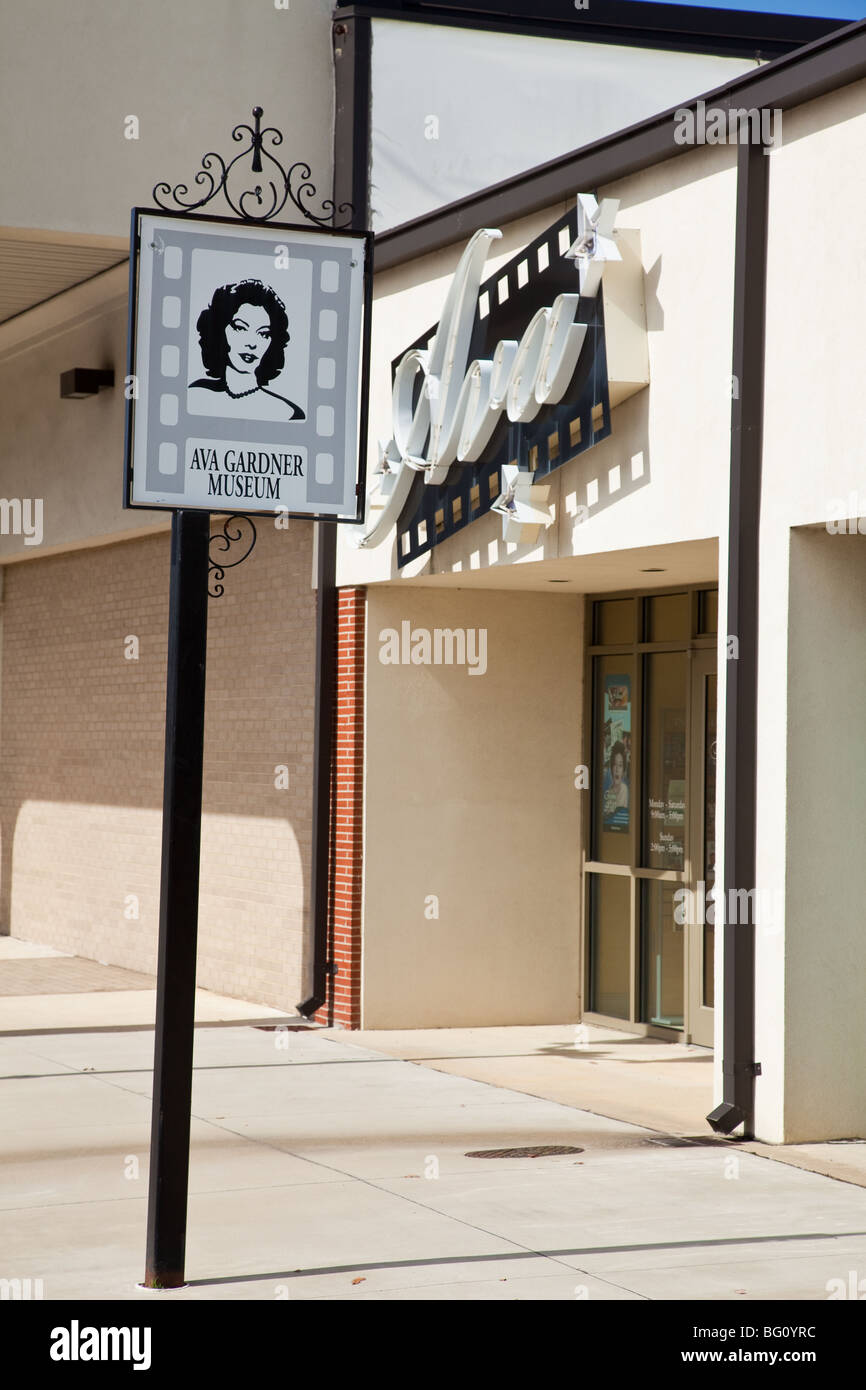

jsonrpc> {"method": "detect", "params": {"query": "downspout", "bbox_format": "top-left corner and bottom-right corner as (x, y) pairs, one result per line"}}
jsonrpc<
(297, 524), (338, 1019)
(298, 12), (372, 1018)
(707, 135), (768, 1136)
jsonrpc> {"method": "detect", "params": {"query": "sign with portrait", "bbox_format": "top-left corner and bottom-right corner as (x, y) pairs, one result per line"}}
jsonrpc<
(602, 675), (631, 833)
(124, 210), (371, 520)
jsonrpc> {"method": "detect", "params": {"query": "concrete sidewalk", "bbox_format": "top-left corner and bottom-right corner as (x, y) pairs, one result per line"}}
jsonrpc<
(2, 1023), (866, 1300)
(323, 1024), (866, 1193)
(321, 1024), (715, 1135)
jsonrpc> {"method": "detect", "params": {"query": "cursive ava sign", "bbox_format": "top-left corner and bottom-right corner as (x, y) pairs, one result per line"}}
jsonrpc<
(354, 194), (620, 550)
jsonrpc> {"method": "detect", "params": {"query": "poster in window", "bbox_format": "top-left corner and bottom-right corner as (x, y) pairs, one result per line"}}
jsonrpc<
(602, 675), (631, 833)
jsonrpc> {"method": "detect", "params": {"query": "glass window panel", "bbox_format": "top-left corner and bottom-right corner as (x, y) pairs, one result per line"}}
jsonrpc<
(589, 873), (630, 1020)
(594, 598), (634, 646)
(645, 592), (690, 642)
(592, 655), (634, 865)
(642, 651), (687, 871)
(641, 881), (684, 1029)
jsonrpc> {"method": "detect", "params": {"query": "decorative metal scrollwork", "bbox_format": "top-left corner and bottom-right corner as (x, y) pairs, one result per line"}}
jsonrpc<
(153, 106), (354, 228)
(208, 515), (258, 598)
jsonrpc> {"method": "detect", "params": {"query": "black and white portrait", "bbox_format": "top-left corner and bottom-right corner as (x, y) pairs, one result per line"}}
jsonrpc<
(188, 278), (305, 421)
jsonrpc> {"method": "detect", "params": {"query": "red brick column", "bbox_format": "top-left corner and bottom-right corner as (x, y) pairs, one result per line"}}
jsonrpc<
(313, 586), (365, 1028)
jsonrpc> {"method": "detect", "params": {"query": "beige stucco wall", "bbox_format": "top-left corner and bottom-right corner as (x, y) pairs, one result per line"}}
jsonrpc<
(362, 585), (584, 1028)
(0, 521), (316, 1013)
(0, 266), (166, 562)
(0, 0), (335, 238)
(757, 75), (866, 1141)
(784, 530), (866, 1142)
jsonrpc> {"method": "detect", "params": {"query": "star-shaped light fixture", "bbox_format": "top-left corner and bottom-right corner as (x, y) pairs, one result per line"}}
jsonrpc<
(490, 464), (553, 544)
(565, 193), (621, 298)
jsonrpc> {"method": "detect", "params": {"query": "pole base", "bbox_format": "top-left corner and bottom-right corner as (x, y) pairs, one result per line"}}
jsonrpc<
(141, 1263), (187, 1291)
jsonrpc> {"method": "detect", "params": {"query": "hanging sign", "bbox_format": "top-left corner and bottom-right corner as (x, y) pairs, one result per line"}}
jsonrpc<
(124, 210), (371, 521)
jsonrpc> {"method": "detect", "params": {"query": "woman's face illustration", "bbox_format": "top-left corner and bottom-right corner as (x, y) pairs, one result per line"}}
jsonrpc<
(611, 752), (624, 787)
(225, 302), (272, 376)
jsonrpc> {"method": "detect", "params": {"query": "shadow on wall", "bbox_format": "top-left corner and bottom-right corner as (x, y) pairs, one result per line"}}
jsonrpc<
(567, 389), (652, 537)
(0, 522), (316, 1013)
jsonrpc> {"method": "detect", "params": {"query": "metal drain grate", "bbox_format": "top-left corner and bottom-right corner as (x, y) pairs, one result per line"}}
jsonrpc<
(253, 1024), (317, 1032)
(645, 1135), (728, 1148)
(465, 1145), (584, 1159)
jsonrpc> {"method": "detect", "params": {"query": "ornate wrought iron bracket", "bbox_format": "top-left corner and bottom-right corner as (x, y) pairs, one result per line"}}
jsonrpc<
(152, 105), (354, 227)
(151, 106), (344, 593)
(208, 516), (258, 598)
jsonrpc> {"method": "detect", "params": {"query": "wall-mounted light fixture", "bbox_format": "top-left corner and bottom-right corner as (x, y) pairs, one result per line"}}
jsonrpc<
(490, 464), (554, 545)
(59, 368), (115, 400)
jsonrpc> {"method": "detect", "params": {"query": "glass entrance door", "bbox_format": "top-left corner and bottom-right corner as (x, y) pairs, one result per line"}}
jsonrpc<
(585, 590), (717, 1044)
(640, 649), (688, 1029)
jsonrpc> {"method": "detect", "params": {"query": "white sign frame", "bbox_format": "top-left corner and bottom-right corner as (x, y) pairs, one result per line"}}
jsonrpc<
(124, 208), (372, 522)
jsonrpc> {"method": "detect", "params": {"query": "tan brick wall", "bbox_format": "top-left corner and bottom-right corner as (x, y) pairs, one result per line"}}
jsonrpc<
(0, 520), (316, 1012)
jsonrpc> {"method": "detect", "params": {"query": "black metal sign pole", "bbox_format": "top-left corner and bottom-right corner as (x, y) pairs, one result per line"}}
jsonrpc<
(144, 509), (210, 1288)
